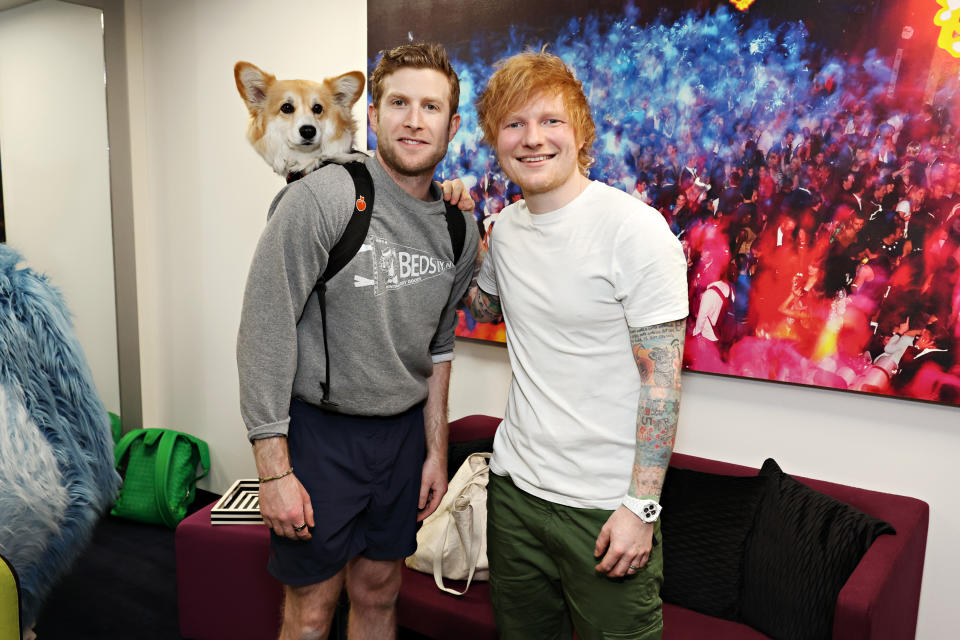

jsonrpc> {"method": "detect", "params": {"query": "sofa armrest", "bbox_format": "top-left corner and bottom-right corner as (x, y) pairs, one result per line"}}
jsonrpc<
(833, 495), (928, 640)
(668, 451), (930, 640)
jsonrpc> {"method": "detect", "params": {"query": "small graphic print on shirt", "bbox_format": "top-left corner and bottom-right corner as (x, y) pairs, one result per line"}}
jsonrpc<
(352, 237), (454, 296)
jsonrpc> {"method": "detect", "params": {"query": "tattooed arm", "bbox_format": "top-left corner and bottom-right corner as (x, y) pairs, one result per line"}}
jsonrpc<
(627, 318), (685, 500)
(466, 284), (503, 323)
(594, 318), (685, 578)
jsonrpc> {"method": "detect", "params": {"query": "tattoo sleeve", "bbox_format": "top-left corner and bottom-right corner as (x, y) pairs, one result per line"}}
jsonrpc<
(628, 318), (685, 501)
(466, 283), (503, 323)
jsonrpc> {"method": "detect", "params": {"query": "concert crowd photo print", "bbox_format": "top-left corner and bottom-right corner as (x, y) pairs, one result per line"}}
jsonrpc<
(367, 0), (960, 407)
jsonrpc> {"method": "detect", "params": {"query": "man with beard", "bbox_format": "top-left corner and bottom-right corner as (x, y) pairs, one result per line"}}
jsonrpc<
(469, 50), (687, 639)
(237, 43), (479, 640)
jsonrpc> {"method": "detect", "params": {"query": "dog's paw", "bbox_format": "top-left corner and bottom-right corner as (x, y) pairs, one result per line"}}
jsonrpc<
(324, 150), (371, 164)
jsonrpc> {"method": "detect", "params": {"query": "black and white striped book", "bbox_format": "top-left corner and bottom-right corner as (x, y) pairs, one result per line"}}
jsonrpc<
(210, 479), (264, 525)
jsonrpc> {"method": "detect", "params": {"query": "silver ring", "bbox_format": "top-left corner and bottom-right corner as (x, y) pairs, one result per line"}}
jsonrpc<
(628, 565), (640, 571)
(293, 523), (307, 532)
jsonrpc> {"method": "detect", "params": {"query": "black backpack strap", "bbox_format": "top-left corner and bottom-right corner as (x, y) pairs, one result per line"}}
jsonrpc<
(313, 163), (465, 408)
(315, 161), (374, 407)
(323, 162), (375, 281)
(443, 202), (466, 263)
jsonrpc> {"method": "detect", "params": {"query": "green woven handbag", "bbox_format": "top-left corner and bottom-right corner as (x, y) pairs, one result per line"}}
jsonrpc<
(108, 411), (123, 444)
(111, 428), (211, 528)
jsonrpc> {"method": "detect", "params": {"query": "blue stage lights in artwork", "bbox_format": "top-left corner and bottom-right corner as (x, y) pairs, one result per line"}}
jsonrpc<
(367, 5), (927, 198)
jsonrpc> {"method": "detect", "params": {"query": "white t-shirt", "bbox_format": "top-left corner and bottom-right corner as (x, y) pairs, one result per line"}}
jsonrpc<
(477, 180), (689, 509)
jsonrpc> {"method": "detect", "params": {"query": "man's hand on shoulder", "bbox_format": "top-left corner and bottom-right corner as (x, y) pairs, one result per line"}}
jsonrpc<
(438, 178), (475, 213)
(593, 506), (654, 578)
(418, 454), (448, 522)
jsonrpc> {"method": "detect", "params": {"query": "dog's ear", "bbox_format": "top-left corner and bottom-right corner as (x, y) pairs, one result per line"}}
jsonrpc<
(234, 61), (275, 114)
(328, 71), (366, 109)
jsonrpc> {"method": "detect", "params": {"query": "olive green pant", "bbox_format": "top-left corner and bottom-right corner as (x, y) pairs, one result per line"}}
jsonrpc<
(487, 473), (663, 640)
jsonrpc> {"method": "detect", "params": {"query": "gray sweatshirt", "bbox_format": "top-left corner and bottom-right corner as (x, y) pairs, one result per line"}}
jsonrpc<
(237, 156), (479, 440)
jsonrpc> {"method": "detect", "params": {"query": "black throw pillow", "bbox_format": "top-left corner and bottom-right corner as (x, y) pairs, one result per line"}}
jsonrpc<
(659, 467), (768, 620)
(740, 458), (896, 640)
(446, 437), (494, 480)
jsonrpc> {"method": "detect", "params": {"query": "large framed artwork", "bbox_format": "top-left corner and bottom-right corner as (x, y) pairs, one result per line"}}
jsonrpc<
(368, 0), (960, 406)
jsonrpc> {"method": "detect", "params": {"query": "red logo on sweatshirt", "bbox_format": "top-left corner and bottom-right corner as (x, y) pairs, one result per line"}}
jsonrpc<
(356, 196), (367, 212)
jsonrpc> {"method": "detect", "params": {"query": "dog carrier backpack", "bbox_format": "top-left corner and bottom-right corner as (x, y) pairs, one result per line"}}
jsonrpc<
(299, 160), (467, 408)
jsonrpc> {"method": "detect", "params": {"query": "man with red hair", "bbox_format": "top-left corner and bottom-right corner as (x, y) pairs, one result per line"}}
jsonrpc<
(468, 50), (688, 639)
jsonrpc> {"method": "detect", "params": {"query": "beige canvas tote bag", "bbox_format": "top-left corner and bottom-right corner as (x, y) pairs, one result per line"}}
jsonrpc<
(405, 452), (491, 595)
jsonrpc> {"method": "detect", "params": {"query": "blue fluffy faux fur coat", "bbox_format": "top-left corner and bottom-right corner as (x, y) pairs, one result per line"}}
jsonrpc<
(0, 245), (121, 628)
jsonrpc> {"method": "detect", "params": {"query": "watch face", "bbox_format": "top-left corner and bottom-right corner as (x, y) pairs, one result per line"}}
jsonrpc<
(640, 501), (662, 522)
(623, 496), (661, 522)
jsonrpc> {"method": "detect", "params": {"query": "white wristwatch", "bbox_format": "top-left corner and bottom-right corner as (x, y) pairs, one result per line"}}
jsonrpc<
(622, 496), (662, 523)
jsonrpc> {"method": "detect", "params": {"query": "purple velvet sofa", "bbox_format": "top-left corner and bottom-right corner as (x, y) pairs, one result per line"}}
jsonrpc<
(397, 414), (929, 640)
(176, 414), (928, 640)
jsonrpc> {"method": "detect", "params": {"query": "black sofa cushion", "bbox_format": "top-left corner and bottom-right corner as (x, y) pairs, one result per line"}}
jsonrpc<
(660, 467), (767, 620)
(741, 458), (896, 640)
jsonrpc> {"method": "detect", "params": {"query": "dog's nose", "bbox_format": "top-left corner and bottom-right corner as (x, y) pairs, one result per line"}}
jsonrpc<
(299, 125), (317, 140)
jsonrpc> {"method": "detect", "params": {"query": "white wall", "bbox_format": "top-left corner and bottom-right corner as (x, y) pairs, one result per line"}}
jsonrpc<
(127, 0), (368, 493)
(0, 0), (120, 413)
(125, 0), (957, 636)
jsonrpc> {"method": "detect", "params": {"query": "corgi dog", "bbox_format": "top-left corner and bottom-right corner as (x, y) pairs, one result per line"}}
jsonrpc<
(234, 61), (368, 181)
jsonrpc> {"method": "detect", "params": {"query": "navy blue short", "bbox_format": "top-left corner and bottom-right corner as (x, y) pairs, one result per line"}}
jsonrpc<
(267, 398), (426, 586)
